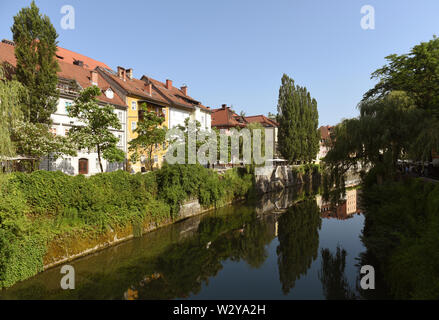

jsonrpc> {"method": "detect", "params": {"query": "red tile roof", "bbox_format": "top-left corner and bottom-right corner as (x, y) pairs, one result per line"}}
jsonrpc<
(98, 67), (169, 105)
(0, 39), (126, 108)
(55, 46), (110, 70)
(140, 75), (211, 112)
(0, 39), (109, 70)
(244, 115), (279, 127)
(211, 106), (248, 128)
(58, 61), (126, 107)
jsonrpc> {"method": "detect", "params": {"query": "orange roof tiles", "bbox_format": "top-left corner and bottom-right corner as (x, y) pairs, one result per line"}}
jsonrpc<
(211, 106), (248, 128)
(244, 115), (279, 127)
(0, 40), (126, 108)
(58, 61), (126, 107)
(97, 68), (169, 106)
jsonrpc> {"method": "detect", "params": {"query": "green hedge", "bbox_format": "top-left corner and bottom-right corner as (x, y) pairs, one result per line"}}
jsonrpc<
(0, 164), (255, 288)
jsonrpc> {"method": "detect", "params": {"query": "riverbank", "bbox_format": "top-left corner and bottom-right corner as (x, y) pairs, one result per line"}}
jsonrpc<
(0, 164), (255, 288)
(0, 164), (320, 289)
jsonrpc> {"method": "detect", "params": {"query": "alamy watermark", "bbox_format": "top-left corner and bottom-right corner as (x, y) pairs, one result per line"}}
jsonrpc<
(60, 5), (75, 30)
(164, 122), (274, 166)
(361, 5), (375, 30)
(60, 264), (75, 290)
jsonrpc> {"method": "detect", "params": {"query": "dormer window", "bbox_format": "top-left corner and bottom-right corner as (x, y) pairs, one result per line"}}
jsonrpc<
(105, 88), (114, 99)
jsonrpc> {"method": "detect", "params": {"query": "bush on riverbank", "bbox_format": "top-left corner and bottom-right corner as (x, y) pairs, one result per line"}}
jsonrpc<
(0, 164), (255, 288)
(361, 178), (439, 299)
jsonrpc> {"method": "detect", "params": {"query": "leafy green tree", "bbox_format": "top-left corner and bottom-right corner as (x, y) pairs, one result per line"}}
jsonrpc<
(11, 0), (59, 124)
(0, 67), (25, 159)
(12, 121), (77, 170)
(67, 86), (125, 173)
(277, 74), (319, 163)
(129, 104), (167, 171)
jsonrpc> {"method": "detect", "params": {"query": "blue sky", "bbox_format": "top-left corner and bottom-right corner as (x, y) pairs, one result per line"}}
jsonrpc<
(1, 0), (439, 126)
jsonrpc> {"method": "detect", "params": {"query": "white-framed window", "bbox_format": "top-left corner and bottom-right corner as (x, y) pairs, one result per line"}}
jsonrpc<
(131, 121), (137, 132)
(131, 101), (137, 111)
(154, 155), (158, 164)
(163, 109), (167, 116)
(118, 134), (123, 146)
(118, 112), (123, 122)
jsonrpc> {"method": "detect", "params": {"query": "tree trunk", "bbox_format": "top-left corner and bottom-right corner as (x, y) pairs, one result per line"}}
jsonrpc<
(97, 145), (104, 173)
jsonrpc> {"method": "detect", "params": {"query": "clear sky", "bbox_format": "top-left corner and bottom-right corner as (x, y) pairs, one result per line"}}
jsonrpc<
(1, 0), (439, 126)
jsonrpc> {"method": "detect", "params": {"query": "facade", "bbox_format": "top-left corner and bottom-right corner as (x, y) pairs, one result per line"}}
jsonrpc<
(244, 115), (279, 156)
(317, 125), (333, 163)
(97, 67), (170, 172)
(0, 39), (128, 176)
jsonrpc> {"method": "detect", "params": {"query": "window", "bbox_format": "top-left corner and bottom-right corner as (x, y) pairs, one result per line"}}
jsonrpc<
(131, 101), (137, 111)
(96, 158), (99, 169)
(50, 127), (57, 136)
(154, 155), (158, 164)
(64, 128), (69, 136)
(131, 121), (137, 132)
(118, 112), (123, 121)
(163, 109), (167, 116)
(65, 101), (72, 113)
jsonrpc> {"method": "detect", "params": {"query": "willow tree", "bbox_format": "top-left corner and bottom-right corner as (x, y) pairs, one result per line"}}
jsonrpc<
(323, 91), (423, 195)
(11, 0), (59, 124)
(277, 74), (319, 163)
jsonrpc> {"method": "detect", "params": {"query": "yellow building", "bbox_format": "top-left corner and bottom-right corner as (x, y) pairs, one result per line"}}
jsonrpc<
(97, 66), (170, 172)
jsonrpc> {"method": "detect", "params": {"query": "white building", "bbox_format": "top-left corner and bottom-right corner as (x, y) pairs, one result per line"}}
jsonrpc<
(39, 64), (128, 176)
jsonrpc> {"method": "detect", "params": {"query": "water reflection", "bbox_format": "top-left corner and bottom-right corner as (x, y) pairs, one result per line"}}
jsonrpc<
(0, 187), (369, 300)
(319, 246), (356, 300)
(277, 198), (321, 294)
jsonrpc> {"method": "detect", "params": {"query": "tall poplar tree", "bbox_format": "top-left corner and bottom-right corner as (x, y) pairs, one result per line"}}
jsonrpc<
(11, 0), (59, 124)
(277, 74), (320, 163)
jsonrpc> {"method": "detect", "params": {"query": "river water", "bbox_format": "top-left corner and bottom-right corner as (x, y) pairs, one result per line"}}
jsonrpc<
(0, 187), (381, 300)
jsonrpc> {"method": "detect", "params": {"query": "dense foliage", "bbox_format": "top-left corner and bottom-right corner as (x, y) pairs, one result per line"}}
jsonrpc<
(277, 74), (320, 163)
(0, 165), (255, 288)
(361, 178), (439, 299)
(323, 37), (439, 299)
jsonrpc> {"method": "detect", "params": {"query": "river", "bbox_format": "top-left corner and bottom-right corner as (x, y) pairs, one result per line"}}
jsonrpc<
(0, 187), (384, 300)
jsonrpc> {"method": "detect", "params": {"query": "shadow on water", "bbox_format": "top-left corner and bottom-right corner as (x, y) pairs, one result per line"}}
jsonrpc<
(0, 185), (387, 300)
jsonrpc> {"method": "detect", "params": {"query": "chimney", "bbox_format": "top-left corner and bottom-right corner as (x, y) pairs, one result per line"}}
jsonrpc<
(222, 104), (227, 109)
(181, 85), (187, 96)
(117, 66), (126, 81)
(126, 68), (133, 80)
(145, 82), (152, 96)
(166, 79), (173, 90)
(91, 70), (98, 85)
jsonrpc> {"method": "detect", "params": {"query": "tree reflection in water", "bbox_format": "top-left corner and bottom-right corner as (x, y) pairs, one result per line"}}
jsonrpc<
(276, 198), (321, 294)
(319, 245), (356, 300)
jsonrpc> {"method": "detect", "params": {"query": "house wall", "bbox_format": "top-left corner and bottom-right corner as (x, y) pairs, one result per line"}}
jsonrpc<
(40, 96), (127, 176)
(125, 96), (170, 173)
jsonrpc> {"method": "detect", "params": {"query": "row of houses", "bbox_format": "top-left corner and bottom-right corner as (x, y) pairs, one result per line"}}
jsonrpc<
(0, 39), (279, 175)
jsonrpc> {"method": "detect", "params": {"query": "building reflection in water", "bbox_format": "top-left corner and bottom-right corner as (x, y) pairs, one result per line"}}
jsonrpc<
(316, 189), (362, 220)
